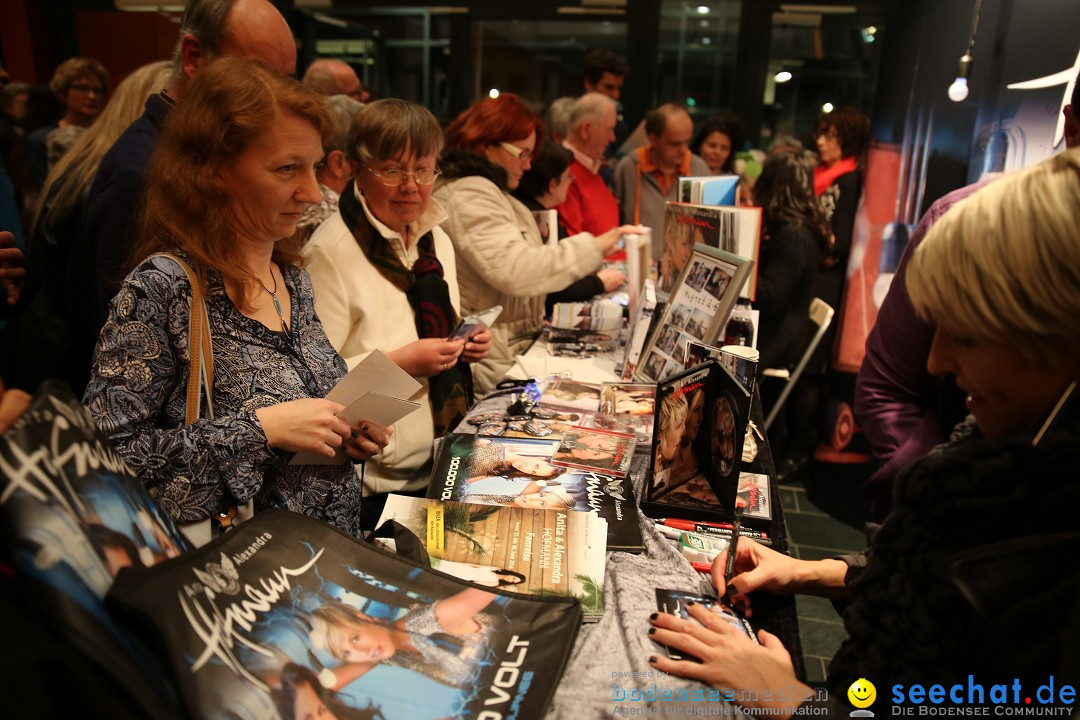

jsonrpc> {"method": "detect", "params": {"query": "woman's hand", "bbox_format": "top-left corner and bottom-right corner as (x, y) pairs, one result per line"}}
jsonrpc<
(387, 338), (465, 378)
(595, 224), (649, 255)
(648, 604), (812, 720)
(256, 398), (352, 458)
(461, 329), (492, 363)
(711, 540), (849, 611)
(343, 420), (393, 462)
(596, 268), (627, 293)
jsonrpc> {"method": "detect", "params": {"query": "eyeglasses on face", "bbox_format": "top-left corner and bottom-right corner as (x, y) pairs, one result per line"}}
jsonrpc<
(70, 83), (106, 95)
(499, 142), (533, 162)
(363, 165), (442, 186)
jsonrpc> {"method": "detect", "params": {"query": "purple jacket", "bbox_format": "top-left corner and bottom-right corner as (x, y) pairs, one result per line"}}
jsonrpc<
(854, 179), (995, 511)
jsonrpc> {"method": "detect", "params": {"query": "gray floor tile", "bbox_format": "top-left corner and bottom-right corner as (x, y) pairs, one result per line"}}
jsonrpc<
(796, 593), (841, 622)
(803, 655), (829, 684)
(799, 618), (848, 658)
(779, 488), (800, 514)
(786, 513), (866, 552)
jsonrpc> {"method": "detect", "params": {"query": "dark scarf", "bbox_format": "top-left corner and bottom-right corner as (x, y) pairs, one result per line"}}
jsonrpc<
(339, 182), (472, 435)
(826, 408), (1080, 694)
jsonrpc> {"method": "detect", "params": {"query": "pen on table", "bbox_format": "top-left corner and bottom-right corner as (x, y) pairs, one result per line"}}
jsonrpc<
(723, 499), (746, 601)
(657, 518), (768, 539)
(651, 519), (772, 546)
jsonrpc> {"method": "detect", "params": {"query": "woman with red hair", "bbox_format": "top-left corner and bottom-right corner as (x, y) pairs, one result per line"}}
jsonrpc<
(433, 93), (642, 393)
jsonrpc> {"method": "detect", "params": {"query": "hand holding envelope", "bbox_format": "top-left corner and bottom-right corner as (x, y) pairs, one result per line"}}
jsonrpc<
(291, 350), (423, 466)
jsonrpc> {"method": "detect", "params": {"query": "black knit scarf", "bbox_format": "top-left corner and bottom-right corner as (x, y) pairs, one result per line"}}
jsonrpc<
(826, 409), (1080, 694)
(339, 182), (472, 435)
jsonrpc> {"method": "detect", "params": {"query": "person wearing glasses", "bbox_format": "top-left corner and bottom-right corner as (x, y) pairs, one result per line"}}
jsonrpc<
(434, 93), (642, 394)
(25, 57), (109, 189)
(304, 99), (491, 529)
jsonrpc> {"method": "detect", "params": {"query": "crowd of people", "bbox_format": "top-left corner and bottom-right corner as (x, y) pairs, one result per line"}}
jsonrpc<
(2, 0), (1079, 715)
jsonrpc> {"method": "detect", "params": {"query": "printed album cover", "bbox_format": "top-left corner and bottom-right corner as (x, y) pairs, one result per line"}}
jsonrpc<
(551, 426), (637, 478)
(538, 377), (603, 413)
(657, 202), (761, 300)
(635, 244), (752, 383)
(428, 433), (643, 551)
(0, 381), (190, 717)
(377, 495), (607, 621)
(647, 361), (751, 512)
(600, 382), (656, 416)
(654, 588), (757, 662)
(579, 412), (654, 446)
(108, 510), (581, 720)
(619, 278), (658, 381)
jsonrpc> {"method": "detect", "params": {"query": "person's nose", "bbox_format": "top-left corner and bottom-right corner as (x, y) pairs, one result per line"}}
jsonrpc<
(926, 326), (953, 377)
(297, 167), (322, 204)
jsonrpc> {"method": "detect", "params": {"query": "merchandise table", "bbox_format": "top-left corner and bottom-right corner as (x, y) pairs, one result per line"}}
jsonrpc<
(463, 349), (805, 718)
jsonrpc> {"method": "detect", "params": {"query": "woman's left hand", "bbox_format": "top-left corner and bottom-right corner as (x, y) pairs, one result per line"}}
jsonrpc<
(461, 329), (492, 363)
(0, 231), (26, 305)
(647, 603), (811, 720)
(343, 420), (394, 462)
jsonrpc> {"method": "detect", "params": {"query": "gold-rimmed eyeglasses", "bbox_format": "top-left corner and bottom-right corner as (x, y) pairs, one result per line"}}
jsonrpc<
(363, 165), (442, 187)
(499, 142), (534, 162)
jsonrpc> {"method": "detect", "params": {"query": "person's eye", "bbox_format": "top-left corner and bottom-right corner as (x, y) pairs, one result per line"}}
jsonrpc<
(278, 164), (297, 173)
(382, 168), (404, 179)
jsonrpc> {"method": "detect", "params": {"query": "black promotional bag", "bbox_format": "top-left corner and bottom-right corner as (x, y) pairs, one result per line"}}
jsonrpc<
(108, 508), (582, 720)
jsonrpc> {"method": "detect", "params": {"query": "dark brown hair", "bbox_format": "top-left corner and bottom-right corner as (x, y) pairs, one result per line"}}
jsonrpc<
(135, 57), (332, 305)
(812, 105), (870, 159)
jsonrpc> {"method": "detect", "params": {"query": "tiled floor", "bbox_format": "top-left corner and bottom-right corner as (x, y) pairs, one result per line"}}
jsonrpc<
(779, 460), (873, 684)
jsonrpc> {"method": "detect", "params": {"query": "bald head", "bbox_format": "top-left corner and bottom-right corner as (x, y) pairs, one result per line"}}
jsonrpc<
(171, 0), (296, 95)
(645, 104), (693, 172)
(303, 59), (363, 101)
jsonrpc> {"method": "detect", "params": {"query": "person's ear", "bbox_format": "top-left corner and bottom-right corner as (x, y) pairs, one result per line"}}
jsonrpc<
(327, 149), (348, 178)
(546, 176), (559, 196)
(178, 35), (204, 79)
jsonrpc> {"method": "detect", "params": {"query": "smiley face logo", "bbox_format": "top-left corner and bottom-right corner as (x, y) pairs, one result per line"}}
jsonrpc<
(848, 678), (876, 709)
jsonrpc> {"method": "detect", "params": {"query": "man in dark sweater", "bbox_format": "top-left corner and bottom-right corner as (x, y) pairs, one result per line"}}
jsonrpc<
(86, 0), (296, 322)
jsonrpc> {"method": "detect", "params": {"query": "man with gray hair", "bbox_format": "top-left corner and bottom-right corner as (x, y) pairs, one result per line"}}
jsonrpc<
(555, 92), (620, 237)
(303, 58), (366, 102)
(292, 94), (363, 247)
(86, 0), (296, 319)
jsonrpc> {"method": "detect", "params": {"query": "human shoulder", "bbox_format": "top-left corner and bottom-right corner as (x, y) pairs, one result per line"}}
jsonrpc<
(303, 210), (354, 258)
(688, 153), (711, 176)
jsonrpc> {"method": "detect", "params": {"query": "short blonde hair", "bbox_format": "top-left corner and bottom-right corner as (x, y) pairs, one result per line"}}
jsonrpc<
(309, 601), (381, 662)
(907, 148), (1080, 361)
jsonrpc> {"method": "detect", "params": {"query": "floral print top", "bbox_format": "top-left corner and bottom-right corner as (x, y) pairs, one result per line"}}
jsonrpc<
(84, 255), (363, 538)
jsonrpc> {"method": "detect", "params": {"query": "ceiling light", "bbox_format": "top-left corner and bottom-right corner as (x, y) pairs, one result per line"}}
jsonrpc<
(774, 71), (793, 83)
(822, 102), (834, 113)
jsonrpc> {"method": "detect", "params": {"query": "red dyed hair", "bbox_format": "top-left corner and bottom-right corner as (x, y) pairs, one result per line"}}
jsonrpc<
(443, 93), (545, 154)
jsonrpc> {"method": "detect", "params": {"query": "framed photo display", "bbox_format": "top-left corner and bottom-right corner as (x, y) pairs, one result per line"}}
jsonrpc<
(634, 244), (753, 384)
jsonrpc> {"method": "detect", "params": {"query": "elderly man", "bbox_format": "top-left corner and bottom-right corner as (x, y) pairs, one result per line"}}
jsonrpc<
(302, 58), (366, 102)
(86, 0), (297, 320)
(292, 94), (363, 247)
(614, 103), (709, 259)
(555, 92), (620, 238)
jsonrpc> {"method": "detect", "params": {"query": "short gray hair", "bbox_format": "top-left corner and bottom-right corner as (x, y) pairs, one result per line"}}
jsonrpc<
(325, 93), (363, 152)
(171, 0), (234, 80)
(908, 148), (1080, 361)
(569, 92), (614, 133)
(345, 98), (443, 167)
(546, 96), (575, 141)
(1, 82), (30, 112)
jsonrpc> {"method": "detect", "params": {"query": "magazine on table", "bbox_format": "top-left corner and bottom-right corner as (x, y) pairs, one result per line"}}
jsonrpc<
(538, 377), (603, 413)
(377, 495), (607, 621)
(551, 426), (637, 478)
(657, 202), (761, 300)
(428, 433), (643, 552)
(646, 361), (751, 514)
(579, 412), (654, 446)
(636, 244), (753, 383)
(108, 510), (581, 719)
(619, 278), (658, 381)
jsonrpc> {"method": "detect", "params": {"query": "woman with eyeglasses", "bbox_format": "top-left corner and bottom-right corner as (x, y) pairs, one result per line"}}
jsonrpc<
(304, 99), (491, 529)
(433, 93), (643, 394)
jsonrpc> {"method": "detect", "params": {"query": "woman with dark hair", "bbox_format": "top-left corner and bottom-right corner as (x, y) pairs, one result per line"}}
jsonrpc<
(273, 663), (383, 720)
(691, 113), (745, 176)
(84, 58), (391, 540)
(752, 151), (831, 463)
(511, 142), (626, 315)
(433, 93), (642, 393)
(303, 98), (491, 529)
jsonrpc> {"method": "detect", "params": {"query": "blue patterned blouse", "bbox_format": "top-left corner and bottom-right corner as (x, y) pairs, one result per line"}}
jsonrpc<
(84, 255), (363, 538)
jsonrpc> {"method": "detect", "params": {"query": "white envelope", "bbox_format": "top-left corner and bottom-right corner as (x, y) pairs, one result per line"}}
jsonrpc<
(291, 391), (421, 466)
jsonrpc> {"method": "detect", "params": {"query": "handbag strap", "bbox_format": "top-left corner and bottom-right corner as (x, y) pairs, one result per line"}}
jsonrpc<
(149, 253), (214, 424)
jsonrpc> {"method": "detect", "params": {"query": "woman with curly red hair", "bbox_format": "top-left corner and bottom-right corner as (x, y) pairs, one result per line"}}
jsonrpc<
(433, 93), (642, 393)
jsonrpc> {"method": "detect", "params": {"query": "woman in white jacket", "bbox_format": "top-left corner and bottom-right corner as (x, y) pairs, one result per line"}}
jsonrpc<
(304, 99), (491, 528)
(432, 93), (642, 393)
